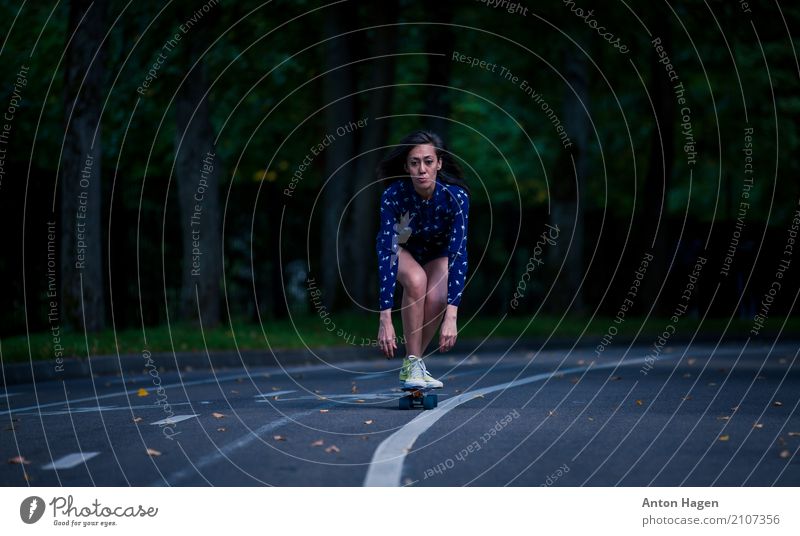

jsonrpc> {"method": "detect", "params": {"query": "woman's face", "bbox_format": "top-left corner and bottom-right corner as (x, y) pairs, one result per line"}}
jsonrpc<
(404, 144), (442, 188)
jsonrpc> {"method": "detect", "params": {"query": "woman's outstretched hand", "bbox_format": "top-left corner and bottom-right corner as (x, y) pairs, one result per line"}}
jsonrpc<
(378, 317), (397, 358)
(439, 313), (458, 353)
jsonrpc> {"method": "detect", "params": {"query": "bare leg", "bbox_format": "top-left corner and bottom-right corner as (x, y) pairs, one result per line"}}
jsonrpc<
(420, 256), (449, 356)
(396, 248), (427, 357)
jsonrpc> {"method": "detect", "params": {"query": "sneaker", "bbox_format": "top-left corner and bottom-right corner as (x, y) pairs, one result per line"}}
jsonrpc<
(400, 356), (425, 389)
(400, 355), (443, 389)
(418, 358), (443, 389)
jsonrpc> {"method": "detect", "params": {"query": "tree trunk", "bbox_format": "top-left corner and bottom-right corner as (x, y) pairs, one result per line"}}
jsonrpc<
(320, 2), (358, 310)
(548, 44), (589, 314)
(640, 15), (675, 314)
(422, 0), (455, 138)
(175, 10), (221, 326)
(61, 0), (107, 332)
(345, 0), (399, 309)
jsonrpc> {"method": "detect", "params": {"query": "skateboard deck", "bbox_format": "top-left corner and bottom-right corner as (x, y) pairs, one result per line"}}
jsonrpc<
(399, 386), (441, 410)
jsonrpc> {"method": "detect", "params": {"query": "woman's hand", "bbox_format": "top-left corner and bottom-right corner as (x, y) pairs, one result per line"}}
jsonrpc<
(439, 310), (458, 352)
(378, 315), (397, 358)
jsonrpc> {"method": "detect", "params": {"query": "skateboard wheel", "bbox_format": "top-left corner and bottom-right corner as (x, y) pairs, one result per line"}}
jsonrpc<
(423, 394), (437, 410)
(399, 397), (412, 410)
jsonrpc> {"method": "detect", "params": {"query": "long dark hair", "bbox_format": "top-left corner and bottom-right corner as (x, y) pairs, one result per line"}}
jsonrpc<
(376, 130), (471, 197)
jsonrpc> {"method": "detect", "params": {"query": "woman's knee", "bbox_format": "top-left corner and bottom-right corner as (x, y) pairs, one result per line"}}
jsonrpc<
(399, 269), (427, 298)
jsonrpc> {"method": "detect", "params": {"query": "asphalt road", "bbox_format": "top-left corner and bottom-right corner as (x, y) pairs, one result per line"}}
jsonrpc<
(1, 341), (798, 486)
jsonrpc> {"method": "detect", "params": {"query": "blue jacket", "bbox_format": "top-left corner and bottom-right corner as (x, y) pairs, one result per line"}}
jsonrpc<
(375, 178), (469, 309)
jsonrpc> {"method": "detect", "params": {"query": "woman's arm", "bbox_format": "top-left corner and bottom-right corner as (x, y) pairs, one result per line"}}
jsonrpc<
(376, 187), (400, 311)
(446, 188), (469, 307)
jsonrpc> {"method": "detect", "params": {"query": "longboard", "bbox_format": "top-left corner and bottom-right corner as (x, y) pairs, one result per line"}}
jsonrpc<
(399, 386), (440, 410)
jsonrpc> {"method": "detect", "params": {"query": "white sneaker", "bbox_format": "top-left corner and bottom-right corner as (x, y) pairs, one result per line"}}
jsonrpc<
(400, 355), (443, 389)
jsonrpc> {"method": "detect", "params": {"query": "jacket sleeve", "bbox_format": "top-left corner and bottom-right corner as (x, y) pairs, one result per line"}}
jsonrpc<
(446, 188), (469, 306)
(376, 187), (400, 310)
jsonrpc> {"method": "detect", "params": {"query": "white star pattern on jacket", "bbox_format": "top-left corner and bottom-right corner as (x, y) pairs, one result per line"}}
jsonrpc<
(375, 178), (469, 309)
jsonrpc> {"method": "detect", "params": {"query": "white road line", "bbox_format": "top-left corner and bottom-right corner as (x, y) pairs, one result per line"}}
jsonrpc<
(42, 452), (100, 470)
(150, 414), (199, 426)
(363, 356), (658, 487)
(253, 390), (297, 398)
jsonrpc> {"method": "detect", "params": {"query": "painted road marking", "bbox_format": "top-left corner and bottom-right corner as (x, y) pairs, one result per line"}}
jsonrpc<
(363, 355), (660, 487)
(150, 414), (199, 426)
(42, 452), (100, 470)
(254, 390), (297, 398)
(0, 359), (384, 417)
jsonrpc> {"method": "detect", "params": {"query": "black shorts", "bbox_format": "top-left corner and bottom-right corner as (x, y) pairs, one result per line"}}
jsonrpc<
(399, 243), (449, 266)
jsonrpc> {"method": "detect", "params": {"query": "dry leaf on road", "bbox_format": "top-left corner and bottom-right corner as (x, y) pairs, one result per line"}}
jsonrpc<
(212, 412), (225, 419)
(311, 439), (324, 447)
(132, 417), (143, 424)
(319, 409), (329, 413)
(325, 445), (340, 453)
(137, 388), (149, 397)
(718, 435), (730, 442)
(8, 456), (30, 465)
(146, 448), (161, 457)
(364, 420), (374, 425)
(273, 435), (286, 441)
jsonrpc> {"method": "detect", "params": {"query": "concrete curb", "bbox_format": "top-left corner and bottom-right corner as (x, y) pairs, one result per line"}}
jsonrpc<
(2, 332), (796, 386)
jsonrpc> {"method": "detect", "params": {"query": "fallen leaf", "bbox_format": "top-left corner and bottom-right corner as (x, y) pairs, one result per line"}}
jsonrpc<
(548, 410), (556, 417)
(146, 448), (161, 457)
(364, 420), (374, 425)
(319, 409), (329, 413)
(317, 396), (328, 401)
(717, 416), (731, 421)
(587, 417), (594, 421)
(137, 388), (149, 397)
(325, 445), (340, 453)
(311, 439), (324, 447)
(611, 376), (622, 381)
(687, 358), (697, 366)
(635, 400), (644, 406)
(212, 412), (225, 419)
(217, 427), (226, 432)
(271, 387), (281, 391)
(788, 432), (800, 437)
(779, 450), (791, 459)
(454, 389), (461, 394)
(473, 394), (485, 400)
(351, 384), (359, 394)
(577, 359), (586, 365)
(718, 435), (730, 442)
(682, 395), (693, 401)
(8, 456), (30, 465)
(773, 401), (783, 407)
(753, 423), (764, 429)
(731, 406), (739, 412)
(355, 399), (365, 403)
(133, 417), (143, 424)
(230, 390), (239, 394)
(314, 390), (321, 394)
(273, 435), (286, 441)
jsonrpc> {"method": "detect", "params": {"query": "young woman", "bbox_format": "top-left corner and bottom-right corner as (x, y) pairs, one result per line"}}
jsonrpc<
(375, 130), (470, 389)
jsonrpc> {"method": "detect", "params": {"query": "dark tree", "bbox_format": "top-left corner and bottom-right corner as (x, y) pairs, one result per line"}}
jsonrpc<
(60, 0), (107, 331)
(174, 8), (222, 326)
